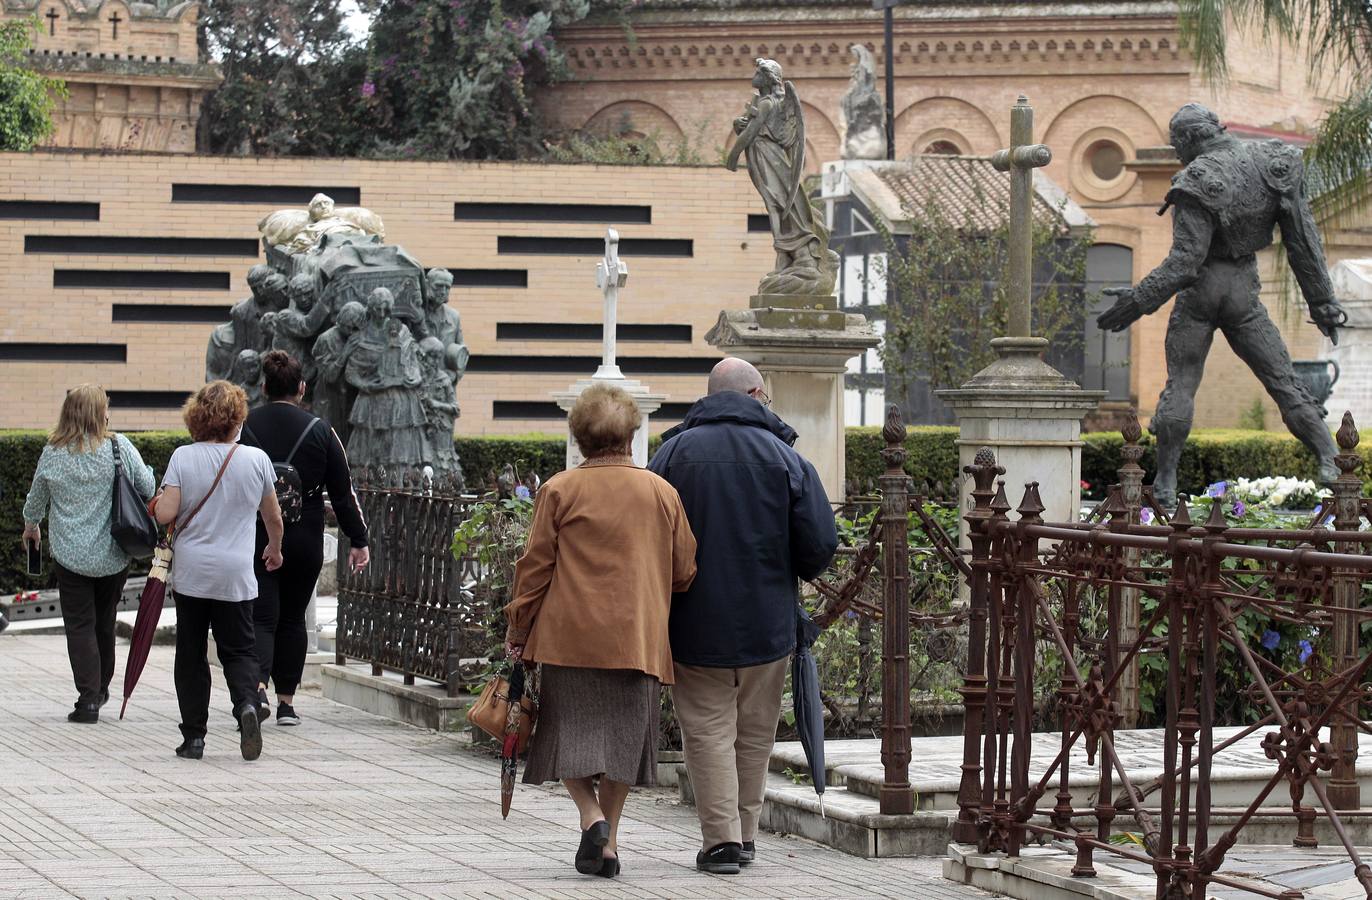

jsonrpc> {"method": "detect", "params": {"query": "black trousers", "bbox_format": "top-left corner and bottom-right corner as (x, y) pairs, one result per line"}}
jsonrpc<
(54, 563), (128, 706)
(254, 516), (325, 696)
(173, 592), (259, 741)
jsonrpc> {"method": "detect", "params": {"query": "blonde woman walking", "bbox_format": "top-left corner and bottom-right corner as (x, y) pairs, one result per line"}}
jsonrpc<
(22, 385), (156, 724)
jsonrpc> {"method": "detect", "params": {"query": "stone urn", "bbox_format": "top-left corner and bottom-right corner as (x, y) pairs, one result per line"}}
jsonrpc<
(1292, 359), (1340, 409)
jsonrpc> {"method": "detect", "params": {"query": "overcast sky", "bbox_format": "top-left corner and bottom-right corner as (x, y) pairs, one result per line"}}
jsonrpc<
(343, 1), (371, 40)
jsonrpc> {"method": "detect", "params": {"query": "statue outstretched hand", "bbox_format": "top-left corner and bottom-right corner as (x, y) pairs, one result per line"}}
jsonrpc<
(1310, 301), (1347, 346)
(1096, 287), (1145, 333)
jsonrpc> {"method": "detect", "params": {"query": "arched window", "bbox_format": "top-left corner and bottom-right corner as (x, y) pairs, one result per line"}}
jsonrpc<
(923, 140), (961, 155)
(1084, 243), (1133, 400)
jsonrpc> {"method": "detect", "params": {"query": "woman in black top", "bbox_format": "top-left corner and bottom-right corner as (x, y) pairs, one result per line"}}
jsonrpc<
(242, 350), (370, 725)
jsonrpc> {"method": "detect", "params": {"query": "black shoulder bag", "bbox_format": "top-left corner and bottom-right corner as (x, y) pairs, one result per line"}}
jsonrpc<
(245, 417), (320, 525)
(110, 436), (159, 559)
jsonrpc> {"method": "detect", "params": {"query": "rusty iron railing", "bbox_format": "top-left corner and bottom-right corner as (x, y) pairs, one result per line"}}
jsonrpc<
(335, 467), (485, 696)
(952, 413), (1372, 898)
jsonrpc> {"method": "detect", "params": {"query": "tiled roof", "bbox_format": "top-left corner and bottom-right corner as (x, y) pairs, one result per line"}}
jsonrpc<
(841, 156), (1090, 233)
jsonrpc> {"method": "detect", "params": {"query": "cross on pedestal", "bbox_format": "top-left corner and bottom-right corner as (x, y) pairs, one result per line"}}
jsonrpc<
(108, 11), (122, 39)
(593, 227), (628, 380)
(45, 8), (59, 36)
(990, 95), (1052, 338)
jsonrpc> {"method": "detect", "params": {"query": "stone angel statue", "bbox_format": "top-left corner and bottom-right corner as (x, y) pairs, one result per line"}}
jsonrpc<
(726, 58), (836, 296)
(257, 193), (386, 256)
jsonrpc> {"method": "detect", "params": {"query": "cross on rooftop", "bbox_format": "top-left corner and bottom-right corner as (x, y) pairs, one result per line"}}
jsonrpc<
(108, 11), (122, 39)
(45, 8), (59, 35)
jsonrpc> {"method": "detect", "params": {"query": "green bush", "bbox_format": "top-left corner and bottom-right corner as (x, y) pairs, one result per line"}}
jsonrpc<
(845, 426), (961, 496)
(456, 434), (565, 491)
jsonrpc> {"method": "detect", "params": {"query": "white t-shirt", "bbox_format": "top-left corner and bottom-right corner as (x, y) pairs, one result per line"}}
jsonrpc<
(162, 441), (276, 602)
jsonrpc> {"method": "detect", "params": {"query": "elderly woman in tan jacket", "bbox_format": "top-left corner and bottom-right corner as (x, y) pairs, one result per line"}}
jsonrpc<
(504, 382), (697, 879)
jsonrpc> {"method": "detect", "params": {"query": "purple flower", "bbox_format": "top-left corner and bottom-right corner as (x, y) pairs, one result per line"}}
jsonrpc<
(1139, 508), (1154, 525)
(360, 81), (376, 97)
(1299, 640), (1314, 664)
(1206, 481), (1228, 499)
(1261, 629), (1281, 651)
(1232, 500), (1246, 518)
(844, 609), (859, 620)
(515, 485), (531, 500)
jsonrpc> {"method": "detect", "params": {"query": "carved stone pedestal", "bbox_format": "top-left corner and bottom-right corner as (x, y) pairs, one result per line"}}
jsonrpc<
(553, 375), (665, 469)
(938, 337), (1104, 543)
(1325, 259), (1372, 428)
(706, 294), (879, 501)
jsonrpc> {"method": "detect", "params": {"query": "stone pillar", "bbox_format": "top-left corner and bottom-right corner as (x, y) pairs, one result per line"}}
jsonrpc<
(705, 295), (879, 502)
(1324, 259), (1372, 428)
(553, 375), (665, 468)
(939, 338), (1104, 546)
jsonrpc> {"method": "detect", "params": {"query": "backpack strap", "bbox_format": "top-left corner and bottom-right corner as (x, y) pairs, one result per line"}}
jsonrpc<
(284, 417), (321, 467)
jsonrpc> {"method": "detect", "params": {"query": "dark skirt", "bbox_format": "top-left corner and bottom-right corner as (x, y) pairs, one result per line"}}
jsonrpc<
(523, 664), (660, 787)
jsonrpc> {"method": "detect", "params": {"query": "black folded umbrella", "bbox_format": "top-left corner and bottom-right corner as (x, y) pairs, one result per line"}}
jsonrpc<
(792, 606), (826, 816)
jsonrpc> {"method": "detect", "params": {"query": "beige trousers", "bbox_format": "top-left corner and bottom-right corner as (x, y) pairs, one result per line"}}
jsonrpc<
(671, 656), (789, 850)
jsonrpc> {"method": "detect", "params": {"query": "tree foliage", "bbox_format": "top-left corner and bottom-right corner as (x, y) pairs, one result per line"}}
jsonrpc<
(199, 0), (365, 155)
(876, 189), (1090, 403)
(1179, 0), (1372, 193)
(0, 18), (65, 152)
(352, 0), (628, 159)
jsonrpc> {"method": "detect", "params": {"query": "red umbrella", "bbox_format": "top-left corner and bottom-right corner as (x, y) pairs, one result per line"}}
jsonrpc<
(500, 665), (531, 818)
(119, 542), (171, 719)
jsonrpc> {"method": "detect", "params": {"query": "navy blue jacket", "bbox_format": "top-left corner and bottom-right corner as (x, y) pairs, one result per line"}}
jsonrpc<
(648, 391), (839, 667)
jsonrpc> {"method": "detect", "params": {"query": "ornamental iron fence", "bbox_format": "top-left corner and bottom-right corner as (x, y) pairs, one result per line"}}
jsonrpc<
(944, 412), (1372, 898)
(334, 467), (486, 696)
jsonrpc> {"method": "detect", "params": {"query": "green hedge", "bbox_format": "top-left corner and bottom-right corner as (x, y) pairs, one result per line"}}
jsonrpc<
(848, 426), (1368, 501)
(6, 425), (1368, 591)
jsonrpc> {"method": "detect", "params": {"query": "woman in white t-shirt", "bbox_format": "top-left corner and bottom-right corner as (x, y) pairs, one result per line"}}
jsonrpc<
(151, 381), (283, 762)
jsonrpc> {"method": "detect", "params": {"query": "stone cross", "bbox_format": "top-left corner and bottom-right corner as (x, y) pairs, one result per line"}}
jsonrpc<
(108, 11), (122, 39)
(45, 8), (59, 36)
(990, 95), (1052, 338)
(593, 227), (628, 380)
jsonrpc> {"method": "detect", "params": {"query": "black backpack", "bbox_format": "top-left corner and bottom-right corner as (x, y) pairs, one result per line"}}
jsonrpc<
(244, 417), (319, 525)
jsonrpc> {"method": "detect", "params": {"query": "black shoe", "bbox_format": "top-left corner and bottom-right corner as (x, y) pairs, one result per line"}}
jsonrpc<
(257, 688), (271, 722)
(175, 738), (205, 759)
(575, 820), (610, 874)
(275, 702), (300, 727)
(236, 704), (262, 761)
(67, 703), (99, 724)
(739, 841), (756, 865)
(98, 690), (110, 709)
(696, 842), (742, 875)
(597, 856), (620, 878)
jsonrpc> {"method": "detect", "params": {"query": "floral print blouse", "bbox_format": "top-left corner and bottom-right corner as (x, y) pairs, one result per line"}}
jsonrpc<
(22, 435), (156, 578)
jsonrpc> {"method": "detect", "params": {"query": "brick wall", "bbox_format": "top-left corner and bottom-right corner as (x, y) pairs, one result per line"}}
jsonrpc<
(0, 152), (769, 435)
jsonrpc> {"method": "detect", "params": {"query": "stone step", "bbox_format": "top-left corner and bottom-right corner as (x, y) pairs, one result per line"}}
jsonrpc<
(678, 765), (953, 858)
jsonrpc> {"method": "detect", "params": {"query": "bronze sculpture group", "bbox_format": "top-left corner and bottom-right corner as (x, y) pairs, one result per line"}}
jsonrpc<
(204, 194), (467, 481)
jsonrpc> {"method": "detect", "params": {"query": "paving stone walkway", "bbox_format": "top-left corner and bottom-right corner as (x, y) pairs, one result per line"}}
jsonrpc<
(0, 634), (997, 899)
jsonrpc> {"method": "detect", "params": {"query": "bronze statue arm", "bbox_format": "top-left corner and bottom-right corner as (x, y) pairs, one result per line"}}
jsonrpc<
(1277, 194), (1346, 344)
(1097, 202), (1214, 332)
(726, 98), (772, 172)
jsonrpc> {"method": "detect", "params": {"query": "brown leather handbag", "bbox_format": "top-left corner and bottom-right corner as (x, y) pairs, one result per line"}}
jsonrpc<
(467, 671), (536, 754)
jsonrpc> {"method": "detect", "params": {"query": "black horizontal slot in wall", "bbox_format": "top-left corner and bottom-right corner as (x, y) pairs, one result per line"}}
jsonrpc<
(497, 236), (693, 258)
(0, 200), (99, 220)
(496, 323), (691, 342)
(27, 235), (259, 257)
(108, 390), (191, 409)
(747, 214), (770, 232)
(112, 304), (233, 323)
(0, 342), (126, 362)
(172, 184), (361, 205)
(493, 401), (693, 420)
(468, 355), (717, 376)
(455, 202), (651, 224)
(55, 270), (231, 290)
(447, 268), (529, 288)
